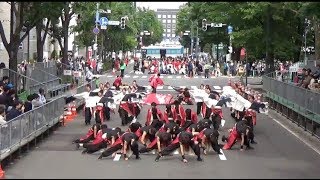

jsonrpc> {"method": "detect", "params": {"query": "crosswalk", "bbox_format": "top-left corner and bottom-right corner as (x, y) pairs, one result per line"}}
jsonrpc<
(139, 85), (223, 91)
(105, 74), (235, 79)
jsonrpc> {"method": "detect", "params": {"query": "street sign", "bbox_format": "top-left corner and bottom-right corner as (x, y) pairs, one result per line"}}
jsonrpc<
(101, 25), (107, 30)
(100, 17), (108, 26)
(228, 46), (233, 53)
(108, 20), (120, 26)
(63, 70), (72, 76)
(95, 12), (100, 24)
(228, 25), (233, 34)
(93, 27), (99, 35)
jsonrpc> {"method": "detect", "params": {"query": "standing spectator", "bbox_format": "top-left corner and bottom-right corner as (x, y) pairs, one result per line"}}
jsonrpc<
(120, 61), (126, 78)
(0, 105), (7, 125)
(204, 62), (211, 79)
(313, 63), (320, 80)
(32, 94), (44, 108)
(85, 67), (94, 83)
(6, 101), (24, 121)
(187, 60), (194, 77)
(97, 60), (103, 74)
(38, 88), (46, 104)
(301, 69), (313, 89)
(24, 94), (34, 113)
(91, 59), (97, 74)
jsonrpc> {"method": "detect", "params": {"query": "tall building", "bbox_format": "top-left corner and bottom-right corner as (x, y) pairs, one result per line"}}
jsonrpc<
(156, 9), (179, 40)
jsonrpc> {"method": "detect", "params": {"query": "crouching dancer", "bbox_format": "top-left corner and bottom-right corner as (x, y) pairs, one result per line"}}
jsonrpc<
(98, 132), (141, 160)
(155, 131), (202, 163)
(139, 131), (172, 154)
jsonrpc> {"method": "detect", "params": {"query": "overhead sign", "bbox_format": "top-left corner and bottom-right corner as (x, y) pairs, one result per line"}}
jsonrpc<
(108, 20), (120, 26)
(100, 17), (108, 26)
(228, 25), (233, 34)
(93, 27), (99, 35)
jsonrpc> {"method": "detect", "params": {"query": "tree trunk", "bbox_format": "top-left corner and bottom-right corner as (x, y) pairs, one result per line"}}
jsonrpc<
(314, 17), (320, 63)
(265, 5), (275, 73)
(36, 22), (44, 62)
(293, 18), (303, 63)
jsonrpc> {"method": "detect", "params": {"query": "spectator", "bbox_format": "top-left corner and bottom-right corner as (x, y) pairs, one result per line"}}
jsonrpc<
(120, 60), (126, 78)
(298, 68), (307, 86)
(6, 100), (24, 121)
(0, 76), (9, 87)
(38, 88), (46, 104)
(0, 105), (6, 125)
(313, 63), (320, 80)
(32, 94), (44, 108)
(7, 89), (18, 111)
(276, 72), (283, 81)
(24, 94), (34, 113)
(301, 68), (313, 89)
(85, 67), (94, 83)
(0, 62), (6, 69)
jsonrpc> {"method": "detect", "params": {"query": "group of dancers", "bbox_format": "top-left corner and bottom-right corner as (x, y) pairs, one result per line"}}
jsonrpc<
(71, 73), (267, 162)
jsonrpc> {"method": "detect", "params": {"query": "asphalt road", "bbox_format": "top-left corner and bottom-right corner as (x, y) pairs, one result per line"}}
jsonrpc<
(4, 67), (320, 179)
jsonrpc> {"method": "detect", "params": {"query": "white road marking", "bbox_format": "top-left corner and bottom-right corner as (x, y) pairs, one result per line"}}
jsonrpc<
(213, 86), (221, 89)
(270, 117), (320, 156)
(177, 76), (181, 79)
(168, 86), (173, 89)
(160, 76), (164, 78)
(202, 76), (205, 78)
(113, 154), (121, 161)
(221, 119), (226, 127)
(180, 86), (186, 89)
(124, 75), (130, 78)
(133, 76), (139, 79)
(167, 76), (173, 79)
(107, 75), (113, 78)
(173, 150), (179, 155)
(194, 76), (199, 78)
(219, 150), (227, 160)
(157, 86), (163, 89)
(129, 70), (133, 74)
(141, 76), (147, 78)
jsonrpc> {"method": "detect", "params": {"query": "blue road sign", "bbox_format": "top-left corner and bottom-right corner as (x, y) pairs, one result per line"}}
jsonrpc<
(93, 27), (100, 35)
(95, 12), (100, 24)
(100, 17), (108, 26)
(227, 25), (233, 34)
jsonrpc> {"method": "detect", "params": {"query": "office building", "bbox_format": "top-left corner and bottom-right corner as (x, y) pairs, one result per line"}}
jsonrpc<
(156, 9), (179, 40)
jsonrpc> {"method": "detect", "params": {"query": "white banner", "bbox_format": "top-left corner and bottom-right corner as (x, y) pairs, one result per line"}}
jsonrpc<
(63, 70), (72, 76)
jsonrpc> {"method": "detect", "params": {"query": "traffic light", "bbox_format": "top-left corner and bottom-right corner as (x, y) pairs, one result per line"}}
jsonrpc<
(120, 17), (126, 29)
(202, 19), (207, 31)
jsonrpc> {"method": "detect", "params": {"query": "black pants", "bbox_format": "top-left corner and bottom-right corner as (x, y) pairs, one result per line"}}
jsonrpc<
(84, 141), (108, 154)
(152, 86), (156, 93)
(188, 69), (193, 77)
(246, 117), (255, 142)
(120, 69), (125, 77)
(207, 135), (221, 154)
(84, 107), (92, 124)
(211, 115), (221, 130)
(104, 106), (110, 121)
(160, 142), (180, 156)
(100, 142), (139, 158)
(196, 102), (203, 115)
(216, 98), (231, 107)
(151, 119), (163, 130)
(181, 121), (193, 131)
(118, 108), (132, 126)
(74, 134), (93, 144)
(205, 69), (209, 78)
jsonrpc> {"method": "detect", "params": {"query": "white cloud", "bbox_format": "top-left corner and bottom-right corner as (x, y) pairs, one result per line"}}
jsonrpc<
(136, 2), (187, 11)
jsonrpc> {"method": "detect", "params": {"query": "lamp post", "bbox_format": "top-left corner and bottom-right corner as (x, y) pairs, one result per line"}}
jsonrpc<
(304, 18), (310, 66)
(93, 2), (99, 61)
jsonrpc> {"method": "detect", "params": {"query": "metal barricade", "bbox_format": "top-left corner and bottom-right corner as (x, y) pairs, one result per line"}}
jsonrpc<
(0, 68), (48, 95)
(263, 72), (320, 116)
(0, 97), (64, 159)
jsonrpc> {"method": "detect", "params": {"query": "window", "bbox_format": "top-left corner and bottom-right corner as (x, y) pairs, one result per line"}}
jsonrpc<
(172, 24), (176, 28)
(167, 24), (171, 28)
(172, 34), (176, 37)
(172, 19), (176, 23)
(163, 15), (166, 18)
(167, 19), (171, 23)
(158, 14), (161, 18)
(163, 24), (166, 28)
(163, 29), (166, 32)
(162, 19), (166, 23)
(167, 29), (171, 33)
(172, 15), (176, 19)
(163, 33), (166, 37)
(167, 34), (171, 37)
(168, 15), (171, 18)
(172, 28), (176, 32)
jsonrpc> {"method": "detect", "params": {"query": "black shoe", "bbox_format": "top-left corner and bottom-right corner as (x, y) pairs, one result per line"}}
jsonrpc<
(155, 155), (160, 162)
(98, 155), (103, 160)
(136, 156), (141, 160)
(221, 135), (227, 142)
(251, 140), (257, 144)
(197, 157), (203, 161)
(82, 150), (87, 154)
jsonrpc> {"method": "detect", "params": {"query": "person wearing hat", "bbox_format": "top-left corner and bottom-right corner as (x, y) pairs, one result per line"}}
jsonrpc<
(6, 100), (24, 121)
(145, 102), (164, 130)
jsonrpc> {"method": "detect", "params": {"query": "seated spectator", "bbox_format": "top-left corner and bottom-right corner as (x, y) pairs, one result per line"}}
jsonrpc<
(24, 94), (34, 113)
(0, 105), (6, 125)
(6, 100), (24, 121)
(38, 88), (46, 104)
(308, 76), (320, 92)
(313, 63), (320, 80)
(0, 76), (9, 87)
(6, 89), (18, 111)
(301, 69), (313, 89)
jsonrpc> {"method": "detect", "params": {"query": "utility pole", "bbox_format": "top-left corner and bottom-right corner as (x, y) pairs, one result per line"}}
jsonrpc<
(196, 21), (199, 60)
(94, 2), (100, 61)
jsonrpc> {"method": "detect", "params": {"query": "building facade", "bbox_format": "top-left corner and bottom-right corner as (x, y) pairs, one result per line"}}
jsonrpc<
(156, 9), (179, 40)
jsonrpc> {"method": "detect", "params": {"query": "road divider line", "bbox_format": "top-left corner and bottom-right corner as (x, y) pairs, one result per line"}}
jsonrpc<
(168, 86), (173, 89)
(177, 76), (181, 79)
(113, 154), (121, 161)
(221, 119), (226, 127)
(141, 76), (147, 78)
(133, 76), (138, 79)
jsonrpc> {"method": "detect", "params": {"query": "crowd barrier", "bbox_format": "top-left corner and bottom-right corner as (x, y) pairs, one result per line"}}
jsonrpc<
(0, 97), (65, 161)
(263, 72), (320, 137)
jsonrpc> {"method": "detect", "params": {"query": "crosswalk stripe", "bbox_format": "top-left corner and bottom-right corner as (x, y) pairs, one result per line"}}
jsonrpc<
(176, 76), (181, 79)
(124, 75), (130, 78)
(141, 76), (147, 78)
(160, 76), (164, 78)
(168, 86), (173, 89)
(194, 76), (199, 78)
(213, 86), (221, 89)
(167, 76), (173, 79)
(107, 75), (113, 78)
(133, 76), (139, 79)
(180, 86), (186, 89)
(157, 86), (163, 89)
(191, 86), (197, 90)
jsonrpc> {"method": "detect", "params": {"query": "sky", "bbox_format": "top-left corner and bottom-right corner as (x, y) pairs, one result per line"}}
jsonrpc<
(136, 2), (187, 11)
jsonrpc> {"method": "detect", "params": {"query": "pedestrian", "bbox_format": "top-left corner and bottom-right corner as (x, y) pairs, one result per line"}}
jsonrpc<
(204, 62), (211, 78)
(120, 60), (126, 78)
